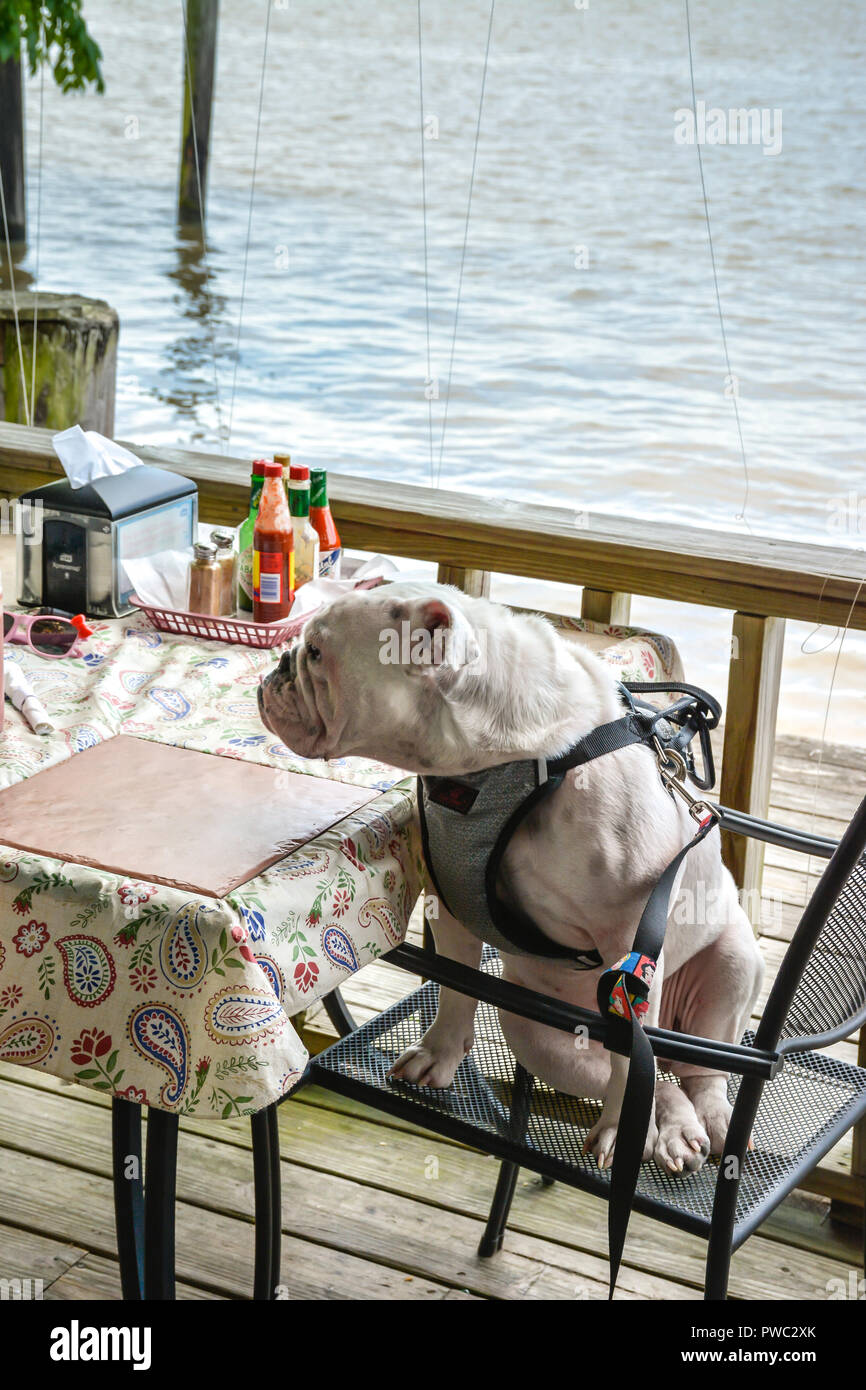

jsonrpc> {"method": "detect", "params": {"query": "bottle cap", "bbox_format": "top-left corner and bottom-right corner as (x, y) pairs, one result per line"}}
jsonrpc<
(210, 528), (235, 550)
(289, 465), (310, 482)
(251, 458), (269, 475)
(262, 461), (283, 477)
(273, 452), (291, 466)
(193, 541), (218, 562)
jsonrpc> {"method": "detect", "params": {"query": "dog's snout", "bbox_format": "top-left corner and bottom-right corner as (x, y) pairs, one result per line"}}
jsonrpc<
(277, 647), (295, 680)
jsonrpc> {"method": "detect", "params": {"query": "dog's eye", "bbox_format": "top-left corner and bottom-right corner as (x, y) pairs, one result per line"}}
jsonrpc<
(306, 643), (321, 663)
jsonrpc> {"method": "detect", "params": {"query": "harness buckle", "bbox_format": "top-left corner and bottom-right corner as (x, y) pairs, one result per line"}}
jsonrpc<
(652, 735), (722, 826)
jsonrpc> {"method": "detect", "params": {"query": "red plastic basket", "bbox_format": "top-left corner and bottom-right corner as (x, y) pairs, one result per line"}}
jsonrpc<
(129, 576), (383, 649)
(129, 598), (305, 648)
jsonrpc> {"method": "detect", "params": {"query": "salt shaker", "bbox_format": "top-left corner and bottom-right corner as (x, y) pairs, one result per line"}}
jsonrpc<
(188, 541), (222, 616)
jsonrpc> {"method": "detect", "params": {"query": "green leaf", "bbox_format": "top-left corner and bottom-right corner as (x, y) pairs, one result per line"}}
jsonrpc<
(221, 1103), (233, 1119)
(75, 1068), (100, 1079)
(107, 1050), (118, 1072)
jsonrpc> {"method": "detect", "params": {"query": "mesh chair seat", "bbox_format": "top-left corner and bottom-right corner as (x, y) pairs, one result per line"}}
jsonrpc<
(311, 977), (866, 1246)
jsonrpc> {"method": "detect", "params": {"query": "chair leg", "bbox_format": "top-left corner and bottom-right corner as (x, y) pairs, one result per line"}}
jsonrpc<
(112, 1098), (144, 1300)
(322, 987), (357, 1038)
(251, 1104), (282, 1299)
(144, 1108), (179, 1301)
(704, 1235), (733, 1301)
(478, 1161), (520, 1257)
(478, 1062), (535, 1258)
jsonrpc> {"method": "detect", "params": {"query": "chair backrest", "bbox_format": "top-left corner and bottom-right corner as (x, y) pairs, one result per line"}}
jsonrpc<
(756, 794), (866, 1051)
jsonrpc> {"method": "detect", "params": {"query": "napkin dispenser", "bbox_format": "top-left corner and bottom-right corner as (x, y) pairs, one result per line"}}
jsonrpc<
(17, 466), (198, 618)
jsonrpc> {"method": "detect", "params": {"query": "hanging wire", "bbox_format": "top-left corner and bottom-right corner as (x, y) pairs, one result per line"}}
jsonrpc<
(433, 0), (495, 488)
(0, 169), (32, 427)
(29, 13), (46, 422)
(415, 0), (494, 490)
(180, 0), (227, 449)
(226, 0), (272, 451)
(684, 0), (751, 531)
(417, 0), (435, 487)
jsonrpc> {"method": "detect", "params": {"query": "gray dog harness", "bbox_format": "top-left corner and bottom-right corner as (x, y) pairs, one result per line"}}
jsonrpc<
(417, 681), (720, 971)
(419, 757), (604, 969)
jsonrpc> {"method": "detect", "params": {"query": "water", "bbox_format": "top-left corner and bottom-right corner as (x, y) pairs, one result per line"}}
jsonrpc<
(5, 0), (865, 740)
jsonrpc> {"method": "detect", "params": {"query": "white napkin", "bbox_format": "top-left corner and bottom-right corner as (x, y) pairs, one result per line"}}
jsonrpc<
(290, 554), (400, 617)
(123, 550), (193, 609)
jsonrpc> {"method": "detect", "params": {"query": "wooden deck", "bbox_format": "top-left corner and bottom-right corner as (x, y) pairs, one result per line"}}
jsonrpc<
(0, 726), (863, 1301)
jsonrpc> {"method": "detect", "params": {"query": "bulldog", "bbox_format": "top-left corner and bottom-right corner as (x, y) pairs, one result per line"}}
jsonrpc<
(259, 582), (763, 1174)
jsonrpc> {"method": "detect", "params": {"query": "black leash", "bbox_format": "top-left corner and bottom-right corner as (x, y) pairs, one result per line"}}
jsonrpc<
(595, 810), (719, 1298)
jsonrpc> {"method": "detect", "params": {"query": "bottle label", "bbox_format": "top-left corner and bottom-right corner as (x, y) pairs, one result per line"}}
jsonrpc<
(238, 547), (255, 607)
(254, 549), (295, 605)
(319, 546), (342, 579)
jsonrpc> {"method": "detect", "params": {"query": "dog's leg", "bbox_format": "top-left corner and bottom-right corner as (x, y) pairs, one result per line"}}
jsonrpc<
(388, 904), (481, 1087)
(656, 896), (764, 1171)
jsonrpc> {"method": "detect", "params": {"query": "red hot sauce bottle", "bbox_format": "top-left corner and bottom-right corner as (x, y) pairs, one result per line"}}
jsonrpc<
(253, 460), (295, 622)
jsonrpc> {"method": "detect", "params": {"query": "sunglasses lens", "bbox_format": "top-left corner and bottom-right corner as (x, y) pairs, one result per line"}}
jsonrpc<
(2, 613), (12, 638)
(29, 617), (77, 656)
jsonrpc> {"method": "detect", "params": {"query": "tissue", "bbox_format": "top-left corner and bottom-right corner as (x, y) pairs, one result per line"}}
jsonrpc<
(53, 425), (143, 489)
(122, 550), (195, 610)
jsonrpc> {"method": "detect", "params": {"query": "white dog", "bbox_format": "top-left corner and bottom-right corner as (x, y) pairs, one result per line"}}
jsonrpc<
(259, 583), (763, 1174)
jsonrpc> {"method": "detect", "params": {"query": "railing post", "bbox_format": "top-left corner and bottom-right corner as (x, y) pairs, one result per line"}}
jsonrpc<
(580, 588), (632, 625)
(720, 612), (785, 925)
(178, 0), (219, 226)
(437, 565), (490, 599)
(0, 53), (26, 247)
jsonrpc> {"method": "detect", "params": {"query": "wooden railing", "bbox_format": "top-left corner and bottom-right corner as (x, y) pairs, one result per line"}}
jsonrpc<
(3, 418), (864, 901)
(1, 418), (865, 1213)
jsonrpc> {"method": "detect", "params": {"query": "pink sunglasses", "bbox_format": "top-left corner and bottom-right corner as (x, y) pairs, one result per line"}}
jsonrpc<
(3, 612), (93, 659)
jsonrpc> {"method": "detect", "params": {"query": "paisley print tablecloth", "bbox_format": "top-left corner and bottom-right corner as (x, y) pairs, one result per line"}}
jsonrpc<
(0, 615), (423, 1117)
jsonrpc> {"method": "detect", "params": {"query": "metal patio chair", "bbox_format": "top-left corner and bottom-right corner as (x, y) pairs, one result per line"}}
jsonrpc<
(302, 793), (866, 1300)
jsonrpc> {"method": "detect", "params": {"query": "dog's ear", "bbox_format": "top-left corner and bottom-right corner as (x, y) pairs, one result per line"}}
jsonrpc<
(393, 596), (481, 674)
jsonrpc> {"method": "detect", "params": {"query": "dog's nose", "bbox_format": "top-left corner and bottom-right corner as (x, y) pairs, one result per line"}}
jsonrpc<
(277, 646), (295, 681)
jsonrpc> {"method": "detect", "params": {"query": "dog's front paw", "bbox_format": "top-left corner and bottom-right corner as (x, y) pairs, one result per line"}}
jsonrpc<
(584, 1115), (658, 1169)
(388, 1031), (472, 1088)
(653, 1120), (711, 1175)
(692, 1096), (733, 1154)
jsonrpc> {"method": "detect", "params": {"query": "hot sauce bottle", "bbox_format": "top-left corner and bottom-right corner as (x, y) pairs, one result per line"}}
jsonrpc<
(253, 461), (295, 622)
(310, 468), (342, 579)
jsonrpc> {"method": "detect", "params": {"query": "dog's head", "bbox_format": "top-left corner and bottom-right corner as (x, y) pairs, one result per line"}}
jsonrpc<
(258, 581), (610, 774)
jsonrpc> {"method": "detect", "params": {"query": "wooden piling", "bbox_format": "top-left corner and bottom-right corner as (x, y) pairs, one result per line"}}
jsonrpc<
(178, 0), (219, 225)
(0, 55), (26, 246)
(0, 292), (118, 434)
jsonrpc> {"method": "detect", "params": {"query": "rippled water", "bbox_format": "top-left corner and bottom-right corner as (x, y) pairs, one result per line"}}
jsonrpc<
(5, 0), (865, 738)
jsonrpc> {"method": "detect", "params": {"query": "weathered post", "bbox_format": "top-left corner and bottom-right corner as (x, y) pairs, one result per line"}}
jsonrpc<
(0, 54), (26, 246)
(178, 0), (219, 225)
(0, 292), (119, 433)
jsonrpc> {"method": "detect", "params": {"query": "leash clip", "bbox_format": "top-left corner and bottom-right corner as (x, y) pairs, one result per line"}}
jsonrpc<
(652, 736), (721, 826)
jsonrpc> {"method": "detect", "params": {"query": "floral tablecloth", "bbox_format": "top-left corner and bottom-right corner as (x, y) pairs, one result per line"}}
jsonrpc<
(0, 604), (681, 1119)
(0, 616), (423, 1118)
